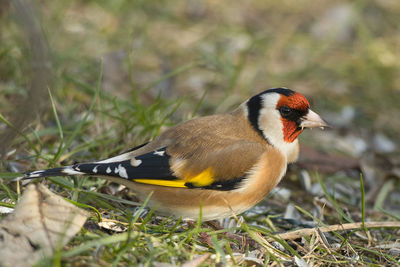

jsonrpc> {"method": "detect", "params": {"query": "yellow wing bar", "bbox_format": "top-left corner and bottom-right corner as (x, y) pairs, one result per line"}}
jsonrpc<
(185, 168), (214, 186)
(133, 179), (187, 188)
(133, 168), (215, 188)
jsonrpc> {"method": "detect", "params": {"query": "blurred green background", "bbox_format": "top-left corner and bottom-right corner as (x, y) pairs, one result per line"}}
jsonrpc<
(2, 0), (399, 136)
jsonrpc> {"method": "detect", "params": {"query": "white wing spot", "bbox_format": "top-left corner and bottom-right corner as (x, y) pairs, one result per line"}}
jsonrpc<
(92, 165), (98, 173)
(106, 167), (111, 173)
(114, 167), (119, 174)
(75, 166), (80, 171)
(130, 158), (142, 167)
(118, 164), (128, 179)
(62, 167), (83, 175)
(154, 150), (165, 156)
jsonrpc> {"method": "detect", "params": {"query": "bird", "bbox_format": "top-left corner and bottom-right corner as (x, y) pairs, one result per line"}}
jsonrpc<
(19, 88), (327, 221)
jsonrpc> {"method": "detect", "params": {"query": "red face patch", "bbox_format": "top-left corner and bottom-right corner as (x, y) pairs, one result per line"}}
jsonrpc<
(277, 93), (310, 143)
(281, 120), (303, 142)
(277, 92), (310, 111)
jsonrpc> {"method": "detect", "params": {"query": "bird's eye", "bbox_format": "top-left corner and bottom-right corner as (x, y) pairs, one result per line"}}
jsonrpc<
(279, 106), (292, 117)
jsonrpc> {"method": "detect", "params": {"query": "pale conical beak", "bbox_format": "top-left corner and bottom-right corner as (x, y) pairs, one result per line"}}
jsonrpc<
(300, 109), (329, 129)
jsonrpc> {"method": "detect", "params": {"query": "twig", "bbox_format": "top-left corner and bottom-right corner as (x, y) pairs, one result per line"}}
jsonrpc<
(267, 221), (400, 242)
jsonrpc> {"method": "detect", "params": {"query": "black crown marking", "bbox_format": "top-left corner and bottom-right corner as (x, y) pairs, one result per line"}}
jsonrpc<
(246, 88), (294, 142)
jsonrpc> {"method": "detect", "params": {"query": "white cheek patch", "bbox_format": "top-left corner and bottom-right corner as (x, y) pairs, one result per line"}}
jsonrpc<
(258, 108), (283, 144)
(258, 93), (298, 159)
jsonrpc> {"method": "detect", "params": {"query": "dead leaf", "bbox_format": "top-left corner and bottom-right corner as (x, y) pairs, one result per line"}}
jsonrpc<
(0, 184), (88, 267)
(181, 253), (210, 267)
(98, 219), (127, 233)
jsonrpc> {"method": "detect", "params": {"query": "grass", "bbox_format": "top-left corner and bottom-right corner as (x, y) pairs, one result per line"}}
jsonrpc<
(1, 0), (400, 265)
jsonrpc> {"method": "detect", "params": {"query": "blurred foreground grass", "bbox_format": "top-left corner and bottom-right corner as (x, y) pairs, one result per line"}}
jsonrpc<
(1, 0), (400, 265)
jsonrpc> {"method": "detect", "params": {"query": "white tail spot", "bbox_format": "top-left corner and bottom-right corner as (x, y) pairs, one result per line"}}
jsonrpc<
(27, 173), (42, 178)
(118, 164), (128, 179)
(92, 165), (99, 173)
(62, 167), (84, 176)
(131, 158), (142, 167)
(154, 150), (165, 156)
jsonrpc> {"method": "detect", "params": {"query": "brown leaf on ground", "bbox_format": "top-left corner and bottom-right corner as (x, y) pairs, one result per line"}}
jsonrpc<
(98, 219), (127, 233)
(181, 253), (210, 267)
(0, 184), (88, 267)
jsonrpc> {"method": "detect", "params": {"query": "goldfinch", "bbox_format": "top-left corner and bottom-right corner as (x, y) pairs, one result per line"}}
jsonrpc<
(20, 88), (327, 221)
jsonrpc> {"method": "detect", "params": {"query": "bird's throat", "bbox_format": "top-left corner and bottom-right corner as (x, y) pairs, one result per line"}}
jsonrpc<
(282, 119), (303, 143)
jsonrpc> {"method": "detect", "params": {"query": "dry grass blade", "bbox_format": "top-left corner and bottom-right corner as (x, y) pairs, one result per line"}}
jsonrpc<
(267, 222), (400, 242)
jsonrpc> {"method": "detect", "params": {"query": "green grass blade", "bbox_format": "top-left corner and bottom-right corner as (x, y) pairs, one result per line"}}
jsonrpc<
(373, 179), (394, 211)
(64, 198), (102, 222)
(0, 172), (22, 179)
(48, 87), (65, 164)
(142, 61), (199, 92)
(0, 112), (39, 155)
(359, 173), (368, 233)
(1, 182), (17, 203)
(79, 190), (141, 206)
(317, 173), (354, 223)
(62, 232), (133, 257)
(131, 191), (153, 224)
(0, 200), (15, 209)
(54, 61), (103, 162)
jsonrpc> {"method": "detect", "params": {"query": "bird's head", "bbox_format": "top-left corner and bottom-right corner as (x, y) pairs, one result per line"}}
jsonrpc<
(245, 88), (327, 152)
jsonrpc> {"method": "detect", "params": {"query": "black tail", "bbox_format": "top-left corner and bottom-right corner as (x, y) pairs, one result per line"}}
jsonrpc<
(17, 147), (174, 182)
(18, 160), (136, 181)
(18, 165), (87, 181)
